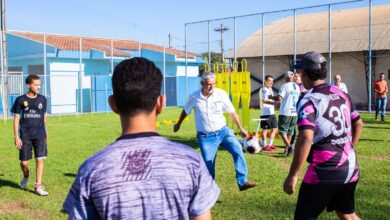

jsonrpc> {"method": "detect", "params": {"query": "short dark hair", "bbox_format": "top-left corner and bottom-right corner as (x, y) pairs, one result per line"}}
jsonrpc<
(112, 57), (162, 117)
(25, 75), (40, 85)
(303, 62), (327, 81)
(379, 72), (385, 76)
(265, 75), (273, 81)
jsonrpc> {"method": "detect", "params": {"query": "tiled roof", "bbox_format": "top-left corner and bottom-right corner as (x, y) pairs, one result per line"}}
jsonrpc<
(9, 31), (197, 58)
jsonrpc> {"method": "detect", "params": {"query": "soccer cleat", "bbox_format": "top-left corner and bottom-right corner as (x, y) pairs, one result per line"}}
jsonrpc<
(262, 146), (273, 151)
(20, 176), (29, 189)
(35, 186), (49, 196)
(283, 147), (288, 155)
(286, 146), (294, 157)
(239, 181), (257, 191)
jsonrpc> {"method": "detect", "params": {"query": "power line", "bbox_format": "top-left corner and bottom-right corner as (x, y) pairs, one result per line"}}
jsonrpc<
(62, 0), (184, 44)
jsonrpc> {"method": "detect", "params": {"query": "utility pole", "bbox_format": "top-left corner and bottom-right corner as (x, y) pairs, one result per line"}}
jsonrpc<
(1, 0), (8, 119)
(168, 33), (172, 48)
(214, 24), (229, 61)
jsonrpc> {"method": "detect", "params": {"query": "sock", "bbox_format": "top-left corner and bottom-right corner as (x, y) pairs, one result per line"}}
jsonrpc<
(35, 183), (41, 190)
(23, 169), (29, 178)
(261, 139), (266, 146)
(268, 139), (274, 146)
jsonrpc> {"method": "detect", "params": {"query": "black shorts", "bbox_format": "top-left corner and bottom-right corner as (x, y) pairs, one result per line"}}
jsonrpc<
(19, 139), (48, 161)
(295, 181), (358, 220)
(260, 115), (277, 129)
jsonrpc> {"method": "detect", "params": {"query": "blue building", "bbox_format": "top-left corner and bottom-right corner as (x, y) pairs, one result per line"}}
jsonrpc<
(2, 31), (204, 115)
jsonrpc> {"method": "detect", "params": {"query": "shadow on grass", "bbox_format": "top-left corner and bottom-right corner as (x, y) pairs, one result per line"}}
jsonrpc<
(363, 125), (390, 130)
(64, 173), (77, 178)
(166, 135), (199, 150)
(0, 178), (36, 194)
(260, 152), (287, 158)
(362, 119), (390, 125)
(360, 138), (388, 142)
(167, 136), (244, 153)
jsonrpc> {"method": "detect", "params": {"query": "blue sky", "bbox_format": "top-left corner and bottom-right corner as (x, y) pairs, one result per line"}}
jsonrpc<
(6, 0), (384, 53)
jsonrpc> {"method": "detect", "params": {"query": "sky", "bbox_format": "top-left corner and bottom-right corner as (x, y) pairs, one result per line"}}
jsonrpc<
(6, 0), (384, 53)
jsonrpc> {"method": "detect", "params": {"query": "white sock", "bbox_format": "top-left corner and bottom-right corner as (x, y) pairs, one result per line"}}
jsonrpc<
(262, 139), (266, 146)
(268, 139), (274, 146)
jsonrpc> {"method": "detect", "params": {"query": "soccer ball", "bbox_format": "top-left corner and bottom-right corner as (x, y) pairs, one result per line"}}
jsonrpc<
(243, 136), (262, 154)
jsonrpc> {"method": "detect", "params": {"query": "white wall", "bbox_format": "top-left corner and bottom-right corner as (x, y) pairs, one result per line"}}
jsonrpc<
(49, 63), (84, 114)
(243, 52), (387, 109)
(177, 66), (199, 77)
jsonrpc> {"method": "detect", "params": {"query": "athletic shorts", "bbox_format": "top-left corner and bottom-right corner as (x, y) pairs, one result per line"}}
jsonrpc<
(260, 115), (277, 129)
(294, 181), (358, 220)
(278, 115), (297, 136)
(19, 139), (48, 161)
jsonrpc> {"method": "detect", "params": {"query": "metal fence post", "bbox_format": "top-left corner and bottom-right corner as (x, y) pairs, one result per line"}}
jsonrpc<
(185, 24), (188, 102)
(43, 34), (47, 96)
(79, 37), (83, 114)
(368, 0), (372, 113)
(328, 4), (332, 84)
(163, 44), (166, 100)
(261, 13), (265, 85)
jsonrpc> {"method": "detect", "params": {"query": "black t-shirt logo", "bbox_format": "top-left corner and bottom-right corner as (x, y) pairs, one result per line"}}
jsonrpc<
(38, 103), (43, 109)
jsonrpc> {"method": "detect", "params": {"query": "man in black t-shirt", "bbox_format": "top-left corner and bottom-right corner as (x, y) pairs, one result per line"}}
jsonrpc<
(11, 75), (49, 196)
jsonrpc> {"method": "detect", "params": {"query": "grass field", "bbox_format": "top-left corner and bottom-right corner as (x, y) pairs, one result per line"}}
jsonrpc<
(0, 108), (389, 219)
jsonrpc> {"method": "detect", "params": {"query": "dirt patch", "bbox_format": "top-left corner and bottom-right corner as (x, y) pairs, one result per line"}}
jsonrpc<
(0, 201), (47, 218)
(0, 201), (27, 214)
(362, 155), (390, 161)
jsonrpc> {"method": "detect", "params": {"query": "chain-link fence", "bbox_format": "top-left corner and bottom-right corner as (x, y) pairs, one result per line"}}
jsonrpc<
(0, 74), (113, 118)
(184, 0), (390, 111)
(0, 31), (204, 119)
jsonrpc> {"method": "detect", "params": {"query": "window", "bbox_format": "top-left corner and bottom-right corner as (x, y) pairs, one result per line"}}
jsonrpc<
(28, 65), (44, 76)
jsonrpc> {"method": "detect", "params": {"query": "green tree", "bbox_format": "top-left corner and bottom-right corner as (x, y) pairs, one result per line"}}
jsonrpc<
(199, 52), (222, 74)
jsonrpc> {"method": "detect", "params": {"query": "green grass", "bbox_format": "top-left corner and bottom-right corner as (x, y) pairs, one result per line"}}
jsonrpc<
(0, 109), (389, 219)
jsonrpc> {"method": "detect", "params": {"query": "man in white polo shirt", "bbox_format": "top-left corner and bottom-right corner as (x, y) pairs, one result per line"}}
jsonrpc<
(174, 71), (257, 191)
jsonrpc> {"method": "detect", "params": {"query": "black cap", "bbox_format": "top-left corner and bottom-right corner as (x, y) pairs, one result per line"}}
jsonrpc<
(301, 51), (326, 70)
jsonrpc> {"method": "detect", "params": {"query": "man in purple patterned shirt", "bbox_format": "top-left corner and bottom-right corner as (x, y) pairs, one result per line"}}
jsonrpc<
(63, 58), (220, 220)
(283, 51), (364, 220)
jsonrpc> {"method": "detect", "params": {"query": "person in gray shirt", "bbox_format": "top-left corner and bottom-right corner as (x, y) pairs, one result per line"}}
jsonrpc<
(63, 57), (220, 220)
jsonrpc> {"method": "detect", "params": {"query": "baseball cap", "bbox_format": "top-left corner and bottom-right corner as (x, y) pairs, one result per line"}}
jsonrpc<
(284, 71), (294, 77)
(301, 51), (327, 70)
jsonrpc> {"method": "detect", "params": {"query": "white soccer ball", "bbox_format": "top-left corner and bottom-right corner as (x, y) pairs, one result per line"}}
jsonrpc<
(243, 136), (262, 154)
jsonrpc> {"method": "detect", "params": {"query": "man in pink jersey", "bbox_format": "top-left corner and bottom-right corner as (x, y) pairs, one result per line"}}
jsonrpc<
(283, 51), (364, 220)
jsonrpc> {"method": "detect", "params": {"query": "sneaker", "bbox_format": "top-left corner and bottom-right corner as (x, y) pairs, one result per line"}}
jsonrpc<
(286, 146), (294, 157)
(262, 146), (273, 151)
(20, 176), (29, 189)
(239, 181), (257, 191)
(283, 147), (288, 155)
(269, 145), (278, 150)
(35, 186), (49, 196)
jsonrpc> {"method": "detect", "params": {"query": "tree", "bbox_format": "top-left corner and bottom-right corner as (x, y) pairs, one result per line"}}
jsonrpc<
(199, 52), (222, 74)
